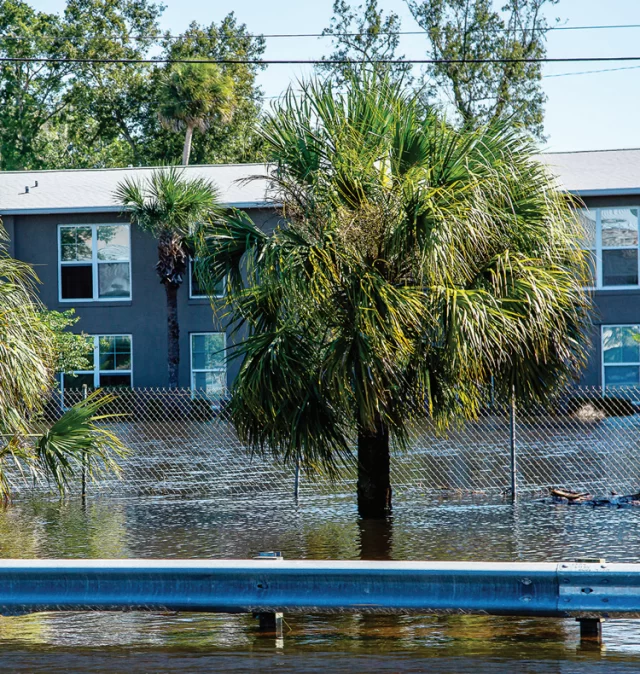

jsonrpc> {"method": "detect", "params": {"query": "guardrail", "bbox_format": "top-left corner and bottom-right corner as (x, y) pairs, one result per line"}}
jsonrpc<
(0, 557), (634, 643)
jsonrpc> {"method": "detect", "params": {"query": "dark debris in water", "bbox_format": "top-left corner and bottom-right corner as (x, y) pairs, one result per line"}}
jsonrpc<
(546, 487), (640, 507)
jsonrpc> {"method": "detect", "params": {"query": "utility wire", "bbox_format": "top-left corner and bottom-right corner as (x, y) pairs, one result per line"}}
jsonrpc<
(4, 56), (640, 65)
(3, 22), (640, 42)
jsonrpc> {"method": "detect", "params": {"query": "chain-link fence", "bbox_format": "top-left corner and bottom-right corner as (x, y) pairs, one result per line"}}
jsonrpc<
(7, 385), (640, 501)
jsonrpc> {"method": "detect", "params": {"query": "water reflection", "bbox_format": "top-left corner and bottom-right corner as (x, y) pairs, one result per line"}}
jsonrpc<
(1, 494), (640, 672)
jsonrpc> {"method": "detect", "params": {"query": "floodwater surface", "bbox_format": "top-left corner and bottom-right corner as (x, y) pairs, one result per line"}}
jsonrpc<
(1, 494), (640, 672)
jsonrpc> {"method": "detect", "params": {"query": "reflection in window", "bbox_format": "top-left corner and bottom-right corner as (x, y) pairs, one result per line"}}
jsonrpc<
(62, 335), (132, 391)
(190, 333), (226, 394)
(602, 325), (640, 390)
(59, 224), (131, 300)
(189, 257), (224, 298)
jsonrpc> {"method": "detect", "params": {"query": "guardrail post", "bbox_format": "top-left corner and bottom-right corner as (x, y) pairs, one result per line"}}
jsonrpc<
(577, 617), (604, 644)
(253, 551), (284, 641)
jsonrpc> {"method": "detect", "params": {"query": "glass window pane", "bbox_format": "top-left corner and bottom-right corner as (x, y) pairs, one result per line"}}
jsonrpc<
(115, 352), (132, 370)
(99, 373), (131, 388)
(63, 373), (95, 390)
(585, 250), (596, 287)
(97, 225), (129, 261)
(602, 208), (638, 247)
(191, 333), (225, 369)
(115, 336), (131, 353)
(603, 326), (640, 363)
(602, 249), (638, 286)
(604, 366), (640, 388)
(99, 336), (116, 354)
(100, 353), (115, 371)
(98, 262), (130, 298)
(578, 209), (597, 249)
(61, 244), (77, 261)
(61, 265), (93, 299)
(60, 227), (76, 245)
(193, 371), (225, 393)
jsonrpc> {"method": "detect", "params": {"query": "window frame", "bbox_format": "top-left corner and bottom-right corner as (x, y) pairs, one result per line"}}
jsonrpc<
(601, 324), (640, 391)
(190, 332), (227, 394)
(584, 207), (640, 290)
(58, 223), (132, 303)
(188, 257), (224, 300)
(61, 334), (134, 391)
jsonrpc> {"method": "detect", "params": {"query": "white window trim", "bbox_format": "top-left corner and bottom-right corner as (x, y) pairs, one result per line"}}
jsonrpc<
(62, 334), (134, 391)
(601, 324), (640, 391)
(189, 257), (224, 299)
(587, 208), (640, 290)
(190, 332), (227, 393)
(58, 223), (132, 303)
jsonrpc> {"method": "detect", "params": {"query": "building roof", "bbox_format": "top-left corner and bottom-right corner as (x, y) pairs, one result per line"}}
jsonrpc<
(0, 163), (273, 215)
(1, 149), (640, 215)
(542, 148), (640, 197)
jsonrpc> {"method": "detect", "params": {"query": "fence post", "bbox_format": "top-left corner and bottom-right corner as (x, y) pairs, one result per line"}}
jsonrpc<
(81, 384), (88, 501)
(509, 384), (517, 502)
(294, 458), (300, 504)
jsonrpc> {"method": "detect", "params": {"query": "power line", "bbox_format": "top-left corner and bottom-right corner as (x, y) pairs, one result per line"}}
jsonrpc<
(544, 64), (640, 78)
(5, 55), (640, 65)
(4, 22), (640, 43)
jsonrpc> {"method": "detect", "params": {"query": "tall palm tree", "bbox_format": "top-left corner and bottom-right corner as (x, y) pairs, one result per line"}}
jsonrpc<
(0, 225), (126, 500)
(196, 71), (591, 518)
(115, 167), (220, 388)
(158, 61), (236, 165)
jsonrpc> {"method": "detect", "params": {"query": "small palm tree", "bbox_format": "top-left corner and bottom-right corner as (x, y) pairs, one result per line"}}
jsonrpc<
(158, 61), (236, 165)
(197, 71), (591, 518)
(115, 167), (220, 388)
(0, 226), (126, 500)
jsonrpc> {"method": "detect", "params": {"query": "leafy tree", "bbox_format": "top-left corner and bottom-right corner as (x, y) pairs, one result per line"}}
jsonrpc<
(406, 0), (558, 138)
(319, 0), (413, 85)
(115, 168), (220, 388)
(0, 0), (71, 169)
(145, 16), (267, 165)
(0, 226), (126, 500)
(197, 71), (591, 518)
(39, 309), (92, 374)
(158, 62), (236, 165)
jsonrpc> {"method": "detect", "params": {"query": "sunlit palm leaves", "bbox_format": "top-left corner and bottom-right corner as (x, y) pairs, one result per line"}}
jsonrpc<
(0, 226), (127, 501)
(197, 70), (592, 476)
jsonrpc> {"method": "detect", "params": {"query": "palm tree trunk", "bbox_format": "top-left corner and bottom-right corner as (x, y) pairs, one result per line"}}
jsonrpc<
(164, 282), (180, 388)
(357, 414), (392, 519)
(182, 125), (194, 165)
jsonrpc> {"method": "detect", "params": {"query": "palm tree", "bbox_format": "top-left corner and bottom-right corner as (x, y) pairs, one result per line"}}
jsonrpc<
(196, 71), (591, 518)
(158, 61), (236, 165)
(115, 167), (220, 388)
(0, 226), (126, 500)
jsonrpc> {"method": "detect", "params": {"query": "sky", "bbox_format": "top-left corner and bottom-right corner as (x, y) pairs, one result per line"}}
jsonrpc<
(27, 0), (640, 152)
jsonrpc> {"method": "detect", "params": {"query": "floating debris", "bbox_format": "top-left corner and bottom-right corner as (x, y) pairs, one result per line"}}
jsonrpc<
(548, 487), (640, 507)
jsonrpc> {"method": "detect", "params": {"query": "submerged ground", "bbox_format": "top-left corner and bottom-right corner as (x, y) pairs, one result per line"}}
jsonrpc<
(0, 493), (639, 672)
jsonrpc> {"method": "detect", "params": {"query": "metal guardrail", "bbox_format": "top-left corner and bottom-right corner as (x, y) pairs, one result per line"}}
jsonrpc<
(0, 558), (636, 620)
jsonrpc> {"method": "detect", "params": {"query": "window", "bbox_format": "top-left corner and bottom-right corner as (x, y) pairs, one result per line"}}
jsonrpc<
(189, 257), (224, 299)
(59, 224), (131, 301)
(63, 335), (133, 390)
(190, 333), (226, 394)
(582, 208), (640, 288)
(602, 325), (640, 390)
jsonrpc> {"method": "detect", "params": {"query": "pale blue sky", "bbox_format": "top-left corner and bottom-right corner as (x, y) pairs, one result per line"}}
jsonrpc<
(29, 0), (640, 152)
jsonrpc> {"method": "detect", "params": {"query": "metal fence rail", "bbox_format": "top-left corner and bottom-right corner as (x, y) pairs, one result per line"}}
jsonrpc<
(5, 385), (640, 500)
(0, 558), (636, 618)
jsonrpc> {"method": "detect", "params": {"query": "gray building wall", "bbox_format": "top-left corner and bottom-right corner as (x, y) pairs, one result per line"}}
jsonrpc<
(9, 207), (280, 389)
(7, 195), (640, 391)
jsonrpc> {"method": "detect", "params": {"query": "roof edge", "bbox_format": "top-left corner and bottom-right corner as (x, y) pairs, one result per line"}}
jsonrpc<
(0, 201), (275, 216)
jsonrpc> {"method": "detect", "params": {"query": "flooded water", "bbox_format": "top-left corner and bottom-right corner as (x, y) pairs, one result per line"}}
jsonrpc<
(1, 493), (640, 672)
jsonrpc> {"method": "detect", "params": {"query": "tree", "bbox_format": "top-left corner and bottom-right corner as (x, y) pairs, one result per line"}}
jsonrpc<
(0, 226), (126, 500)
(115, 168), (220, 388)
(319, 0), (413, 86)
(406, 0), (558, 138)
(197, 71), (591, 518)
(158, 62), (236, 165)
